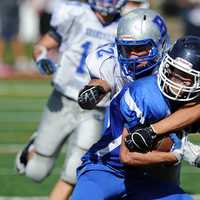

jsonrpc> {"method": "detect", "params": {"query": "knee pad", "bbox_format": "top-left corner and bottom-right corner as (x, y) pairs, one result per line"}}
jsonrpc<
(25, 153), (55, 182)
(61, 145), (86, 184)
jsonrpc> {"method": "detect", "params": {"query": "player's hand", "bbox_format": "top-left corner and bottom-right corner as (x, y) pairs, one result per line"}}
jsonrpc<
(182, 140), (200, 168)
(124, 126), (157, 152)
(78, 85), (106, 109)
(36, 59), (57, 75)
(170, 133), (186, 164)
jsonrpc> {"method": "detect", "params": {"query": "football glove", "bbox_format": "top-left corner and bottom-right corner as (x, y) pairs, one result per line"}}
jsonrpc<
(183, 140), (200, 168)
(124, 126), (157, 152)
(36, 59), (57, 75)
(78, 85), (106, 109)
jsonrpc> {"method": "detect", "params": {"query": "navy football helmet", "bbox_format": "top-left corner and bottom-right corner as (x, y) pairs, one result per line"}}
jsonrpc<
(88, 0), (127, 15)
(116, 8), (170, 79)
(158, 36), (200, 101)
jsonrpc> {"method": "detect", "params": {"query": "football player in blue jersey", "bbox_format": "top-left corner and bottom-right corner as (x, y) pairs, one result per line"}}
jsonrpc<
(78, 8), (200, 169)
(72, 36), (200, 200)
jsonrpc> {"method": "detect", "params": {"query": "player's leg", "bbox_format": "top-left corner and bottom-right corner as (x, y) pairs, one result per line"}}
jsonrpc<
(71, 163), (126, 200)
(48, 134), (82, 200)
(49, 109), (104, 200)
(49, 180), (73, 200)
(16, 89), (77, 182)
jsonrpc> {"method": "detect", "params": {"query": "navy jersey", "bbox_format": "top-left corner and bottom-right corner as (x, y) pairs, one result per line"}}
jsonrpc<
(83, 75), (172, 169)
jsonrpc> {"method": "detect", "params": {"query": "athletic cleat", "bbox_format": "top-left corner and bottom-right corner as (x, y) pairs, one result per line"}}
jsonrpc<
(15, 137), (35, 174)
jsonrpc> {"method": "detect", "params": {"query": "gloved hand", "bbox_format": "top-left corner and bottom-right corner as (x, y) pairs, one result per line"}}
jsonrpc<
(124, 126), (157, 152)
(183, 140), (200, 168)
(170, 133), (187, 165)
(36, 59), (57, 75)
(78, 85), (106, 109)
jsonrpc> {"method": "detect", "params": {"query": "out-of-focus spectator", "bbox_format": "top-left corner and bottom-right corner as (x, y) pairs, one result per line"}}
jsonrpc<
(16, 0), (40, 73)
(17, 0), (63, 73)
(161, 0), (181, 16)
(178, 0), (200, 37)
(34, 0), (63, 36)
(0, 0), (26, 74)
(19, 0), (39, 44)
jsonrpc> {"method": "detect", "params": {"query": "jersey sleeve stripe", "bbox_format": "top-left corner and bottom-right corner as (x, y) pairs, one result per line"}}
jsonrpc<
(123, 89), (145, 124)
(96, 135), (122, 157)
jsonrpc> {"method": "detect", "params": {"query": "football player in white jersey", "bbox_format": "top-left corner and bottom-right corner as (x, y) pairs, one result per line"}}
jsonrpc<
(78, 7), (200, 169)
(15, 1), (127, 200)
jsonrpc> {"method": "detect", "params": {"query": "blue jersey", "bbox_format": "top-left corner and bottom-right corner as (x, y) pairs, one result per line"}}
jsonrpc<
(83, 75), (171, 169)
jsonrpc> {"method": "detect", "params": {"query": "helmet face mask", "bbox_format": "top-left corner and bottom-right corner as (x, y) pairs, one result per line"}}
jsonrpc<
(88, 0), (127, 15)
(116, 8), (169, 79)
(158, 36), (200, 102)
(116, 38), (159, 78)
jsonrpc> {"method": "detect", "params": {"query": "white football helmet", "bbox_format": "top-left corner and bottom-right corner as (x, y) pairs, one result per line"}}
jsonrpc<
(88, 0), (127, 15)
(158, 36), (200, 101)
(116, 8), (170, 79)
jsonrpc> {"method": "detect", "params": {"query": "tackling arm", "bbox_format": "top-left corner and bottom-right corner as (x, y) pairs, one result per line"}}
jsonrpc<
(151, 103), (200, 134)
(78, 79), (111, 109)
(120, 128), (177, 166)
(128, 103), (200, 151)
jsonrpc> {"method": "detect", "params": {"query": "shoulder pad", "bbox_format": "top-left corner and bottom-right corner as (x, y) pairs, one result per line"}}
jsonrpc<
(86, 43), (116, 79)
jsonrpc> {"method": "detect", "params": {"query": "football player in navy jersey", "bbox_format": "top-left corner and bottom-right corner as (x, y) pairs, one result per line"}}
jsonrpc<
(72, 36), (200, 200)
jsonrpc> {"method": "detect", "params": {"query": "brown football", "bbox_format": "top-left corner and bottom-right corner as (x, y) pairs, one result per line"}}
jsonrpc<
(153, 136), (173, 152)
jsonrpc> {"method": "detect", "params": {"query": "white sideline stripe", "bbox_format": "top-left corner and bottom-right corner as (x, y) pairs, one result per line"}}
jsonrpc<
(0, 144), (66, 154)
(0, 196), (200, 200)
(0, 198), (47, 200)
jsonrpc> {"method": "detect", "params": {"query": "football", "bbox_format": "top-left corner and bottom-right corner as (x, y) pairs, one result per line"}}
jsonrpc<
(153, 136), (173, 152)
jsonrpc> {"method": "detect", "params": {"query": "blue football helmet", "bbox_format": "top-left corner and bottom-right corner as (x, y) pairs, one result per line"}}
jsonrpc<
(158, 36), (200, 101)
(88, 0), (127, 15)
(116, 8), (170, 79)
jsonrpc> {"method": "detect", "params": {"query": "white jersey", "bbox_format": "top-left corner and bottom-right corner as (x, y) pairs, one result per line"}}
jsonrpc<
(86, 43), (130, 98)
(51, 1), (119, 100)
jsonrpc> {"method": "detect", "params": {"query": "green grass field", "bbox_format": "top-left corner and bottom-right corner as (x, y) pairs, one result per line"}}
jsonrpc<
(0, 79), (200, 196)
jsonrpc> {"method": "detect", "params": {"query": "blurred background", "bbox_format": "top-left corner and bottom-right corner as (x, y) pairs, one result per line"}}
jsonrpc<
(0, 0), (199, 199)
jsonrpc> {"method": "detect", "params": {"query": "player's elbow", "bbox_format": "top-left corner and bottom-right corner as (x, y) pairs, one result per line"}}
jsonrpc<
(120, 151), (145, 166)
(120, 151), (133, 165)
